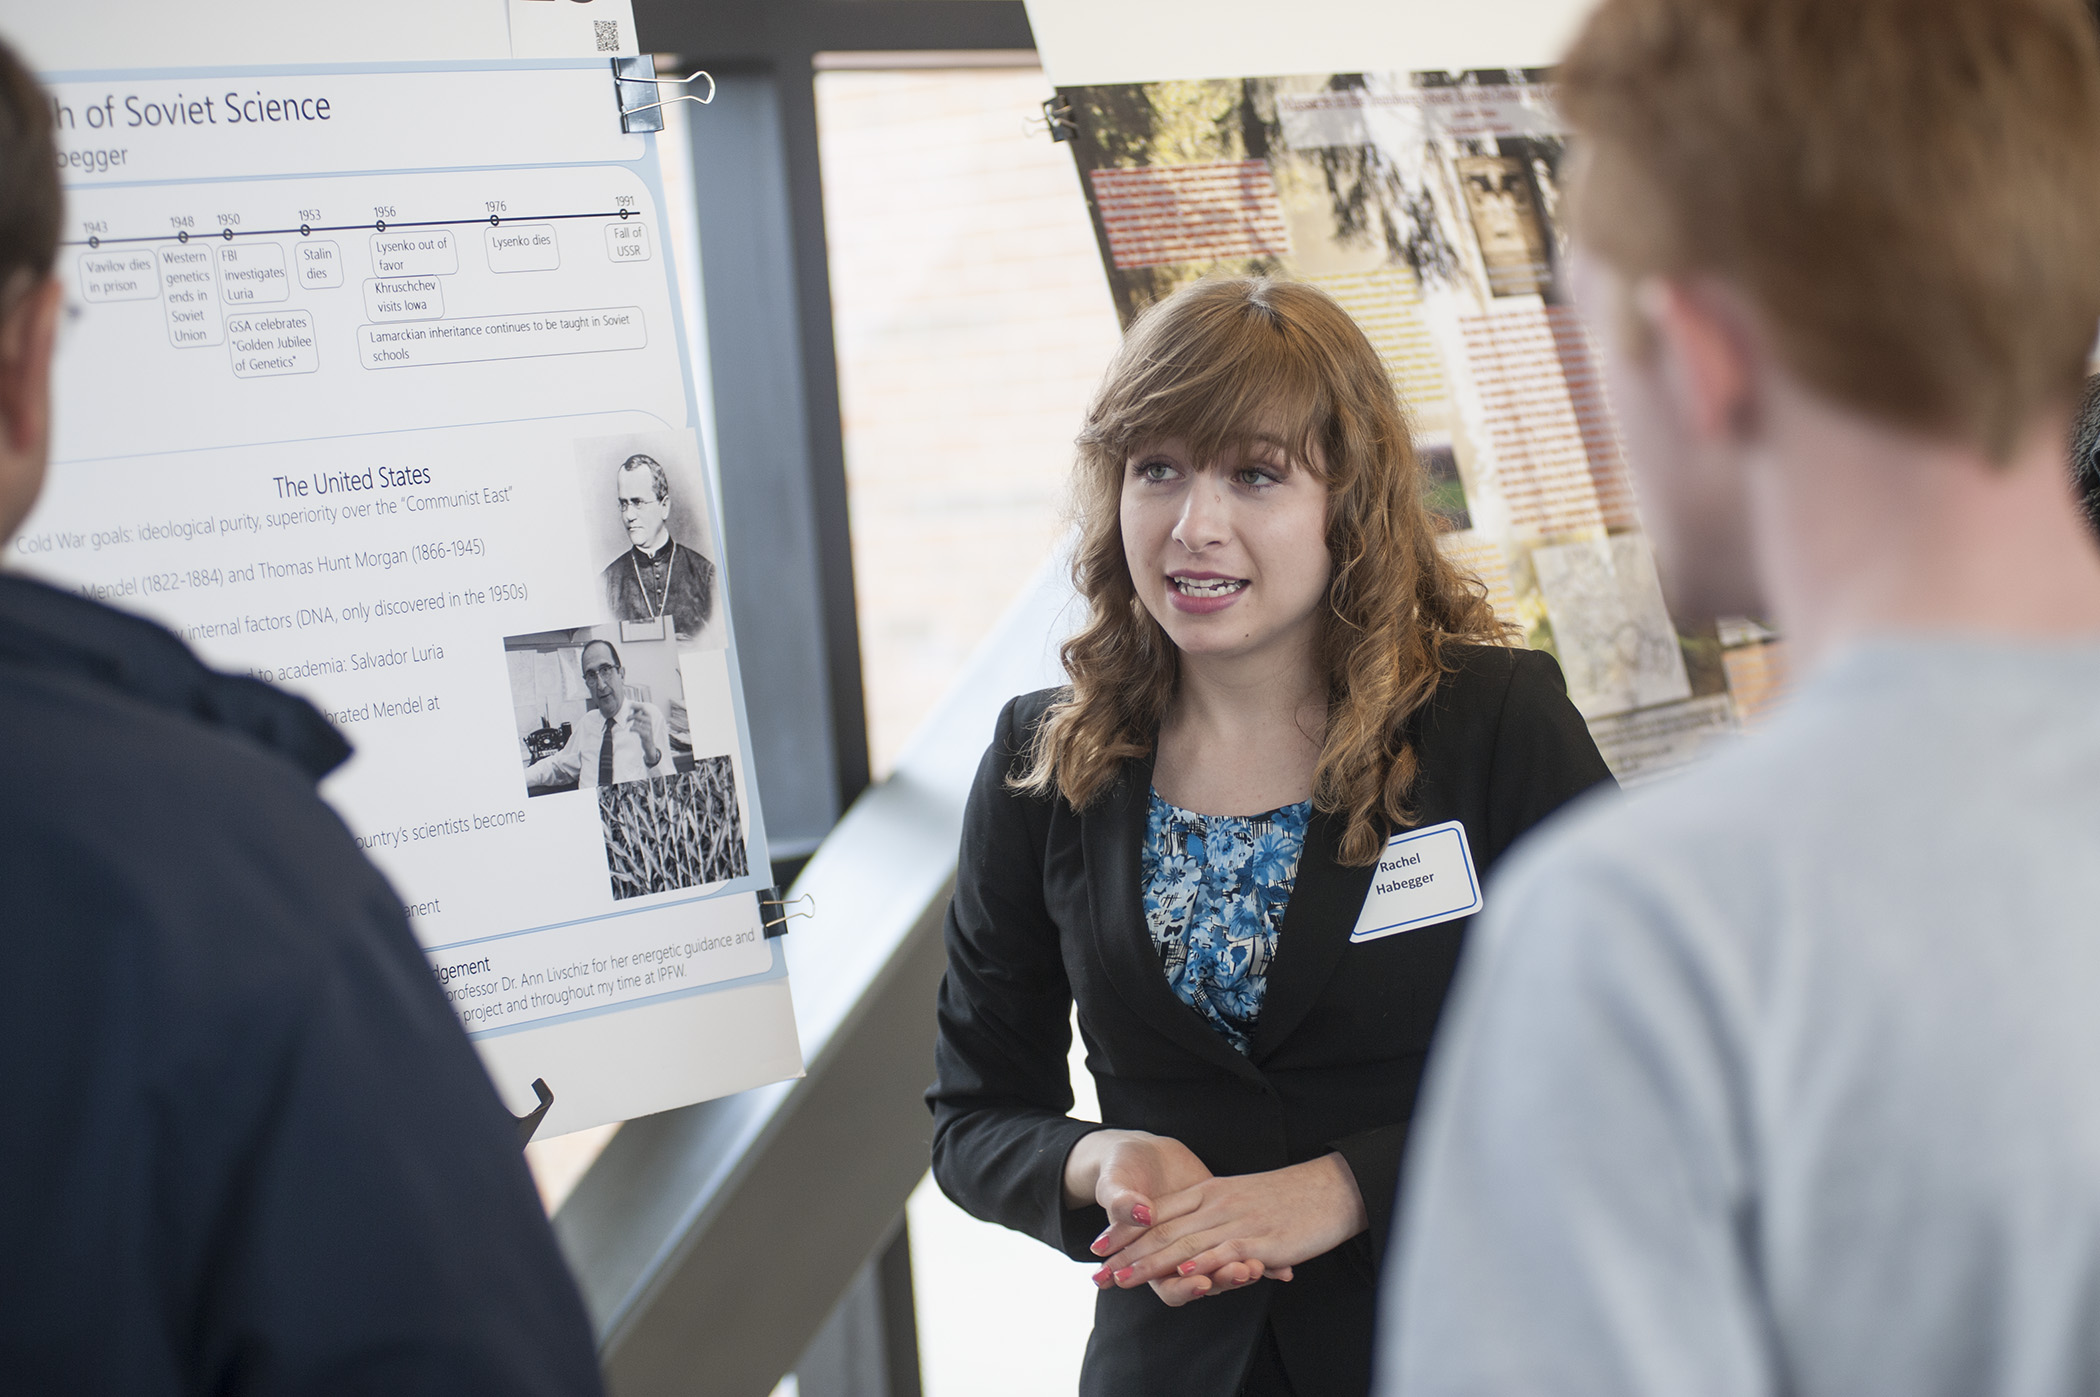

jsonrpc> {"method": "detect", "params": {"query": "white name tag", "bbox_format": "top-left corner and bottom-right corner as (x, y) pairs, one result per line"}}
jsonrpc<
(1349, 819), (1483, 943)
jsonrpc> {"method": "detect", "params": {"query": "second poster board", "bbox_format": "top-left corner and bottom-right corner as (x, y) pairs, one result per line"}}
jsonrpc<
(1046, 66), (1789, 784)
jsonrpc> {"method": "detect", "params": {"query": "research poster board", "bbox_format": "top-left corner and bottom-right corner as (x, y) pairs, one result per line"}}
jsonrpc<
(6, 8), (805, 1137)
(1042, 67), (1789, 783)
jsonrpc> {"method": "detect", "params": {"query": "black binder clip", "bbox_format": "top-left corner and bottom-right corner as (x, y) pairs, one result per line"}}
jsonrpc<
(613, 56), (716, 134)
(760, 887), (815, 938)
(1035, 96), (1077, 143)
(513, 1078), (555, 1146)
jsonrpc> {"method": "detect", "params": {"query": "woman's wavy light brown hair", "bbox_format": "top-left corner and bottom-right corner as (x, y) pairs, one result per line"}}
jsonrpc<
(1017, 276), (1511, 866)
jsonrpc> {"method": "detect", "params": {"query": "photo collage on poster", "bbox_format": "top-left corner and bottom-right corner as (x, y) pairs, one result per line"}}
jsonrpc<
(503, 430), (749, 900)
(1057, 70), (1791, 783)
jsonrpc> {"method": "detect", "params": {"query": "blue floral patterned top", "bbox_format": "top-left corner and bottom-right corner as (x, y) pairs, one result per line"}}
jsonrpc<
(1141, 790), (1313, 1055)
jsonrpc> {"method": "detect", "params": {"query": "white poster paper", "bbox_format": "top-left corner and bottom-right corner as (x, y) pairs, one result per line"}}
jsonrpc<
(9, 58), (801, 1138)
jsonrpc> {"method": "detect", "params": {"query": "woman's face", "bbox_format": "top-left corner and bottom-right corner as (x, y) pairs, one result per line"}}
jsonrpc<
(1120, 436), (1332, 668)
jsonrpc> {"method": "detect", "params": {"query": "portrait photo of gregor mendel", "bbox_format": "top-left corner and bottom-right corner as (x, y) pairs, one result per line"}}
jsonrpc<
(599, 450), (717, 645)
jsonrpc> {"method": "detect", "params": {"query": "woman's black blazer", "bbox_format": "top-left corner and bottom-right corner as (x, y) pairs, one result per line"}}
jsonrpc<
(927, 644), (1614, 1396)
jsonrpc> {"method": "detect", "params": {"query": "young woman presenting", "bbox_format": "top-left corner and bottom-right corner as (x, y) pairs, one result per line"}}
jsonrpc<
(927, 277), (1613, 1395)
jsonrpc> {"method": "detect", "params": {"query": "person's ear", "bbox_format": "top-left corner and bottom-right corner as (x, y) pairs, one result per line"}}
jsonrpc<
(1631, 275), (1758, 446)
(0, 275), (62, 457)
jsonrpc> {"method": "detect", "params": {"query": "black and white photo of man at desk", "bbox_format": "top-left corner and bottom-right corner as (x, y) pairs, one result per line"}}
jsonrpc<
(518, 634), (676, 793)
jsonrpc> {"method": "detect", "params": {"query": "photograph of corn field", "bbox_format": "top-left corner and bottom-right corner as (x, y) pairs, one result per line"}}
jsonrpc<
(598, 756), (750, 900)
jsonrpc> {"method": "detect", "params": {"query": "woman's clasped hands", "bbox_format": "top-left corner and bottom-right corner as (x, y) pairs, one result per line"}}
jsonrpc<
(1066, 1130), (1368, 1308)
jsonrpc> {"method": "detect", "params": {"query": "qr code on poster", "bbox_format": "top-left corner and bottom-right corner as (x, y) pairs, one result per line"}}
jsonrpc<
(594, 20), (622, 52)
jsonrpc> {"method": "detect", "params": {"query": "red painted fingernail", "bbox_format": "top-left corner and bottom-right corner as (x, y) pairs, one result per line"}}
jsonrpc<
(1091, 1228), (1114, 1256)
(1092, 1267), (1112, 1288)
(1114, 1267), (1134, 1284)
(1132, 1205), (1153, 1225)
(1177, 1260), (1197, 1276)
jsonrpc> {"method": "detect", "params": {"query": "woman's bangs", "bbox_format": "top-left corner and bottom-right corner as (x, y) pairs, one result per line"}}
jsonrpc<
(1115, 329), (1332, 478)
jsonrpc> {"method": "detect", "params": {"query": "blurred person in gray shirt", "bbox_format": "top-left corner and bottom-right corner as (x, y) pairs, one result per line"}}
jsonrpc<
(1379, 2), (2100, 1395)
